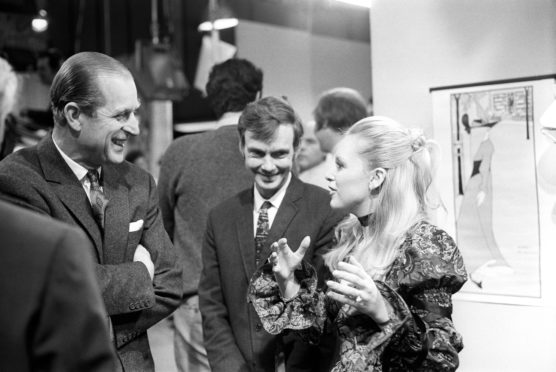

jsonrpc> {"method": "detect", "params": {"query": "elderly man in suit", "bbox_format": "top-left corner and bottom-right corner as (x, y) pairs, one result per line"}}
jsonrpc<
(199, 96), (344, 372)
(0, 51), (182, 371)
(0, 200), (117, 372)
(158, 58), (262, 372)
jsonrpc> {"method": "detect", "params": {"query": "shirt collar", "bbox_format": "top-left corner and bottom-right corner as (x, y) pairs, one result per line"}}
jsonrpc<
(52, 138), (101, 182)
(253, 172), (292, 211)
(215, 111), (242, 129)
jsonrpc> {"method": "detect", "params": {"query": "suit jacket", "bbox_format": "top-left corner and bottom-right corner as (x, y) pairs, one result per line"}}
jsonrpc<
(199, 176), (345, 372)
(158, 125), (252, 298)
(0, 135), (182, 371)
(0, 200), (117, 372)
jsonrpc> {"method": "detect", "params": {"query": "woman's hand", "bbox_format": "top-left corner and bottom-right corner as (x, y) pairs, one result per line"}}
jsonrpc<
(326, 256), (390, 324)
(268, 236), (310, 300)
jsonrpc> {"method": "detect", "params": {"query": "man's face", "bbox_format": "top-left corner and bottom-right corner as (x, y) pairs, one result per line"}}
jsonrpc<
(297, 121), (326, 173)
(76, 74), (141, 168)
(243, 124), (296, 199)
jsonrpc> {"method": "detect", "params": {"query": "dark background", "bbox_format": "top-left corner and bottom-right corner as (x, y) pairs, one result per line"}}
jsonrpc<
(0, 0), (369, 123)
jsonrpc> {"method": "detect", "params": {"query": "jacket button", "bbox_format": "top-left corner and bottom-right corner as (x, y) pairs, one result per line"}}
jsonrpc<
(129, 303), (135, 310)
(255, 323), (262, 332)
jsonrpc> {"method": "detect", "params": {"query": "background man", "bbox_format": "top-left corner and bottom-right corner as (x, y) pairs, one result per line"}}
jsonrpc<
(0, 51), (182, 371)
(158, 58), (263, 372)
(297, 120), (329, 189)
(199, 96), (344, 371)
(313, 87), (368, 154)
(0, 200), (117, 372)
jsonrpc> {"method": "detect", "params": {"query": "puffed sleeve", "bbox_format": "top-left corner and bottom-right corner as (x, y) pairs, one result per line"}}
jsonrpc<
(247, 260), (328, 344)
(383, 223), (468, 371)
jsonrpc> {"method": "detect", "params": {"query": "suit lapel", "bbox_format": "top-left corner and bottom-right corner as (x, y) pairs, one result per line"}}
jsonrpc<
(38, 136), (104, 261)
(102, 165), (129, 264)
(261, 177), (303, 263)
(236, 189), (256, 280)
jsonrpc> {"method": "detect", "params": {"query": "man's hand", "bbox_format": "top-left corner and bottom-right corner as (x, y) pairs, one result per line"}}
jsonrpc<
(133, 244), (154, 281)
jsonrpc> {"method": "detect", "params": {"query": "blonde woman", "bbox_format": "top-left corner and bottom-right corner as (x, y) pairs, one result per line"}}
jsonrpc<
(0, 57), (18, 157)
(248, 117), (467, 371)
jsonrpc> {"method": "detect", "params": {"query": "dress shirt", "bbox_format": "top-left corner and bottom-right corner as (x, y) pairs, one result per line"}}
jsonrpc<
(252, 172), (292, 236)
(52, 138), (102, 201)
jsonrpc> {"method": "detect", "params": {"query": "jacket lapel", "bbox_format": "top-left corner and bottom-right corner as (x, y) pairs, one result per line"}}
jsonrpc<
(260, 177), (303, 263)
(38, 136), (104, 261)
(101, 165), (129, 265)
(236, 189), (256, 280)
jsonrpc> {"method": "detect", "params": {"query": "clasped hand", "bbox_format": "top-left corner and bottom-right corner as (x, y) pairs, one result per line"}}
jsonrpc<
(326, 257), (389, 324)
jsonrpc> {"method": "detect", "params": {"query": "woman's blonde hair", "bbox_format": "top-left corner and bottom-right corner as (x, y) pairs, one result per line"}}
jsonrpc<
(0, 57), (18, 121)
(323, 116), (441, 279)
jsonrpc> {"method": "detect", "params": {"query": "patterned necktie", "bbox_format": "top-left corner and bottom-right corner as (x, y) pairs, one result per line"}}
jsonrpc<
(86, 169), (108, 229)
(255, 201), (272, 267)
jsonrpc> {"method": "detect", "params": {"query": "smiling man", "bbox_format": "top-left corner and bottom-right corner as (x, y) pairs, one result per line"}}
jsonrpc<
(198, 96), (344, 372)
(0, 52), (182, 371)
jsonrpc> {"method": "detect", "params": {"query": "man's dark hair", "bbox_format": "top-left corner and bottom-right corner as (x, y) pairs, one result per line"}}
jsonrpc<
(238, 96), (303, 149)
(50, 51), (131, 126)
(206, 58), (263, 119)
(313, 87), (367, 133)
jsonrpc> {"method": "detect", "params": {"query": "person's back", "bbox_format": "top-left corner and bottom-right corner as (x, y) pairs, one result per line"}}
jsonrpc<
(0, 200), (116, 372)
(158, 57), (263, 372)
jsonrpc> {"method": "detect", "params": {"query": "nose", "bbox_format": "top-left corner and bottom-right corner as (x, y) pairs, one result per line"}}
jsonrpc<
(122, 114), (140, 136)
(325, 173), (334, 182)
(261, 155), (276, 173)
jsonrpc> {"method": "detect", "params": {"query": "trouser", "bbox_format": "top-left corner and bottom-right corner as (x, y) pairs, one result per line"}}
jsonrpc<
(173, 295), (211, 372)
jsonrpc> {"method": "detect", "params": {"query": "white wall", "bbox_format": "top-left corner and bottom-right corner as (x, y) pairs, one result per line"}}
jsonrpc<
(371, 0), (556, 371)
(236, 20), (372, 123)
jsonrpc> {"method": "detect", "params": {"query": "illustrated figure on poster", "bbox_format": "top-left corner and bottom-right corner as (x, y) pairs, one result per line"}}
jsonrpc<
(457, 113), (512, 288)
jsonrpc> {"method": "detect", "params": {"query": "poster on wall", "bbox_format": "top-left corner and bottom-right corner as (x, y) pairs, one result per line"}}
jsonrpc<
(431, 76), (556, 305)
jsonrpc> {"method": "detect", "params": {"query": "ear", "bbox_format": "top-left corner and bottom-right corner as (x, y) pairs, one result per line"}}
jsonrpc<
(63, 102), (83, 131)
(368, 167), (386, 192)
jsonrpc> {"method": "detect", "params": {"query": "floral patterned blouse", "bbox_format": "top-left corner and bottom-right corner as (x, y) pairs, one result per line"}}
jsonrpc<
(247, 221), (468, 371)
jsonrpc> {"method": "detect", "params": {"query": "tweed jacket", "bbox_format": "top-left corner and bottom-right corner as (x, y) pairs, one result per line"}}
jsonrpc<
(0, 200), (117, 372)
(198, 176), (345, 372)
(0, 135), (182, 371)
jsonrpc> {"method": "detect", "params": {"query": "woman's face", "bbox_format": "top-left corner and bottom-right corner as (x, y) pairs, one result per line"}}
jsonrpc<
(327, 135), (373, 216)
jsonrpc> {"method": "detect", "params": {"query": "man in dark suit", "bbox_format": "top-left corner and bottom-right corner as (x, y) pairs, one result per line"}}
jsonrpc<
(0, 51), (182, 371)
(158, 58), (262, 372)
(199, 96), (344, 372)
(0, 199), (117, 371)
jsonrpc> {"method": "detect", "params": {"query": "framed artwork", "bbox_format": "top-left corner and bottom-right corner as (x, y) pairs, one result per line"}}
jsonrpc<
(430, 75), (556, 305)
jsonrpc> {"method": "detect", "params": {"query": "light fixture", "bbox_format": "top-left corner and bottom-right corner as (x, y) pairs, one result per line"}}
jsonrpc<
(335, 0), (372, 8)
(198, 0), (238, 32)
(31, 9), (48, 33)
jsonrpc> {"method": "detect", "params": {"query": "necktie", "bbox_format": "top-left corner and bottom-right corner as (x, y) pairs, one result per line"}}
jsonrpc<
(86, 169), (108, 229)
(255, 201), (272, 267)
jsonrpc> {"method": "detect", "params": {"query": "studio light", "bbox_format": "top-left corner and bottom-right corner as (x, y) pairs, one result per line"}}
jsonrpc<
(198, 0), (238, 32)
(31, 9), (48, 33)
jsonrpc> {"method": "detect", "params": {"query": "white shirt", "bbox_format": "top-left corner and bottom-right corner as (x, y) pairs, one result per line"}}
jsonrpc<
(215, 111), (242, 129)
(298, 153), (334, 190)
(252, 172), (292, 236)
(52, 138), (102, 202)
